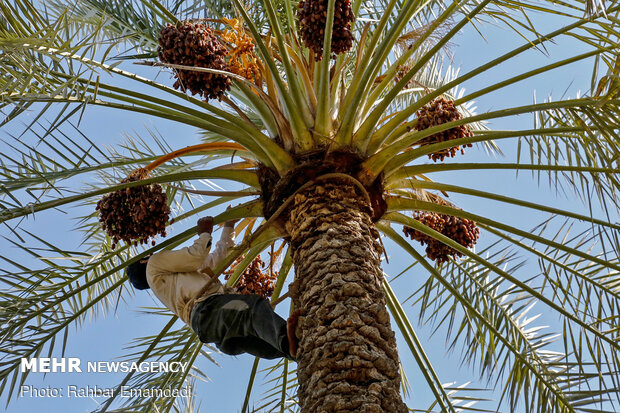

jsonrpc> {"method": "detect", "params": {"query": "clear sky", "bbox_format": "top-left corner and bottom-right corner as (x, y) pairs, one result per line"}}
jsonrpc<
(0, 6), (607, 413)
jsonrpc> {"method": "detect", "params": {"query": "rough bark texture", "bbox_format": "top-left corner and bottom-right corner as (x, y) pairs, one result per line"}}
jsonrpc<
(286, 181), (407, 413)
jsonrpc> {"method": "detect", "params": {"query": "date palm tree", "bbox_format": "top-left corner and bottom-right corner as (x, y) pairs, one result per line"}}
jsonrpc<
(1, 0), (619, 412)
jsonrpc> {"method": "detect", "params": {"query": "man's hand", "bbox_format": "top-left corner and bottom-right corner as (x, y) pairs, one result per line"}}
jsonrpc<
(197, 216), (214, 235)
(224, 219), (239, 228)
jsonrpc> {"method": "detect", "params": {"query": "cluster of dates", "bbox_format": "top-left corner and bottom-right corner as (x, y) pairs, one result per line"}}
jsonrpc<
(158, 21), (232, 101)
(403, 211), (479, 264)
(297, 0), (354, 60)
(96, 168), (170, 249)
(224, 255), (278, 298)
(414, 97), (474, 161)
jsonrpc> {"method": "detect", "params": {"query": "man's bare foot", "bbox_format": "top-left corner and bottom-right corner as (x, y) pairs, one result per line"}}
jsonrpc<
(286, 309), (302, 360)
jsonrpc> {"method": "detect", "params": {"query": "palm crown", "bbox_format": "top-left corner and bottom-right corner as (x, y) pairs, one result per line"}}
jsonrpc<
(0, 0), (619, 412)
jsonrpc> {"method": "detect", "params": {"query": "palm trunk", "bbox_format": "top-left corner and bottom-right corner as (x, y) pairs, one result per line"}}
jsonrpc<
(286, 181), (407, 413)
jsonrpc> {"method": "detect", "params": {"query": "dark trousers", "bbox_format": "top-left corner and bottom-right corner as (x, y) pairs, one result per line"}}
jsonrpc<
(190, 294), (291, 360)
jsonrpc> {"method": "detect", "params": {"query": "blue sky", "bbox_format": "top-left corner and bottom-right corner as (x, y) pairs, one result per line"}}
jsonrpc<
(0, 5), (612, 413)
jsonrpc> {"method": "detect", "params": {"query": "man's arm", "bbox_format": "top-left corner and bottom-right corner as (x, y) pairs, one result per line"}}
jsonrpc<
(202, 222), (236, 271)
(147, 233), (213, 275)
(147, 217), (214, 275)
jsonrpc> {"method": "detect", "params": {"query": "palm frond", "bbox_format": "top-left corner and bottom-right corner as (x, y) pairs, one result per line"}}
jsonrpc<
(96, 312), (214, 413)
(381, 220), (619, 412)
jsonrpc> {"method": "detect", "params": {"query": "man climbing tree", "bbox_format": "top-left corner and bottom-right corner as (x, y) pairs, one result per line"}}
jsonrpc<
(126, 215), (297, 360)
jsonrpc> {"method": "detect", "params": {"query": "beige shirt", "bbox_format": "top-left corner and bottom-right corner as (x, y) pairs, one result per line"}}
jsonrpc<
(146, 227), (235, 325)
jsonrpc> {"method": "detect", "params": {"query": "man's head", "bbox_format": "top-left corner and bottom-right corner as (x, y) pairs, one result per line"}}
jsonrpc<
(126, 257), (150, 290)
